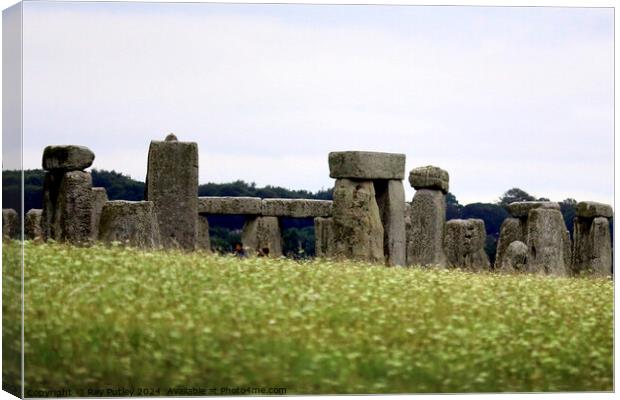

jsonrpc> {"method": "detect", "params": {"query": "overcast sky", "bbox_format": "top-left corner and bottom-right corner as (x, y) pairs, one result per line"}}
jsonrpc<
(18, 2), (613, 204)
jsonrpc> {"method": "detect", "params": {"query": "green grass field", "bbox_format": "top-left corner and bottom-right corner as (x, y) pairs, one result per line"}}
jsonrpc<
(2, 241), (613, 394)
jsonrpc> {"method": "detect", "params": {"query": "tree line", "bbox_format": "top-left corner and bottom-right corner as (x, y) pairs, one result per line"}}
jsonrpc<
(2, 169), (591, 260)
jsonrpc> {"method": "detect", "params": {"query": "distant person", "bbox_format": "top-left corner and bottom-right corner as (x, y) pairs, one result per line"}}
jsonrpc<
(257, 247), (270, 257)
(233, 242), (246, 258)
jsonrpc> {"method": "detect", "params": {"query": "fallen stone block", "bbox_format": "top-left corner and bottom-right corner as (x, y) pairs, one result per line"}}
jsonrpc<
(42, 145), (95, 172)
(98, 201), (161, 248)
(443, 219), (490, 272)
(329, 151), (405, 180)
(198, 197), (262, 215)
(261, 199), (333, 218)
(408, 166), (449, 194)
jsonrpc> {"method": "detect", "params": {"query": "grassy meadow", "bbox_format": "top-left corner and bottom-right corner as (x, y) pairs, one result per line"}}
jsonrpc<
(2, 241), (614, 394)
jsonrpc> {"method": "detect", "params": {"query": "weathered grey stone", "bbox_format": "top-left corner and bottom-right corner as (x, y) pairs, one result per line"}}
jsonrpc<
(261, 199), (333, 218)
(443, 219), (490, 272)
(506, 201), (560, 218)
(42, 171), (93, 243)
(2, 209), (18, 239)
(25, 209), (42, 240)
(572, 216), (612, 277)
(146, 137), (198, 250)
(98, 201), (161, 248)
(328, 151), (405, 180)
(406, 189), (446, 267)
(42, 145), (95, 172)
(332, 179), (384, 263)
(575, 201), (613, 219)
(408, 166), (449, 194)
(198, 197), (262, 215)
(501, 241), (528, 272)
(165, 133), (178, 142)
(375, 180), (406, 266)
(314, 217), (335, 258)
(495, 218), (526, 270)
(526, 208), (570, 276)
(90, 187), (108, 240)
(196, 215), (211, 252)
(241, 216), (282, 257)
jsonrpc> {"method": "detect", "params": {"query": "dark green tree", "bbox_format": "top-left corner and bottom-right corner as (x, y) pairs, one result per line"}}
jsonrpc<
(498, 188), (536, 206)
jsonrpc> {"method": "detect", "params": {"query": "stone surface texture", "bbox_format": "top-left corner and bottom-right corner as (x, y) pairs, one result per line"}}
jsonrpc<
(406, 189), (446, 267)
(501, 240), (528, 272)
(90, 187), (108, 240)
(572, 216), (612, 277)
(575, 201), (613, 219)
(42, 145), (95, 171)
(261, 199), (333, 218)
(495, 217), (526, 270)
(3, 209), (18, 239)
(331, 179), (384, 263)
(241, 216), (283, 257)
(196, 215), (211, 252)
(375, 180), (406, 266)
(443, 219), (490, 271)
(408, 166), (449, 194)
(328, 151), (405, 180)
(314, 217), (335, 258)
(198, 197), (262, 215)
(526, 208), (570, 276)
(25, 209), (42, 240)
(146, 138), (198, 250)
(506, 201), (560, 218)
(98, 201), (161, 248)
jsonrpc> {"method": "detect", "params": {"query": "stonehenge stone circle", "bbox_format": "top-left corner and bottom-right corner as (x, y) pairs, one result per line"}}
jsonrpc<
(501, 240), (528, 272)
(375, 180), (407, 266)
(329, 151), (406, 180)
(146, 136), (198, 250)
(408, 165), (449, 194)
(25, 209), (43, 240)
(241, 216), (283, 257)
(261, 199), (332, 218)
(2, 208), (19, 239)
(198, 197), (262, 215)
(90, 187), (108, 240)
(572, 201), (613, 276)
(314, 217), (335, 258)
(506, 201), (560, 218)
(406, 166), (451, 268)
(98, 201), (161, 248)
(331, 178), (384, 263)
(42, 145), (95, 172)
(526, 208), (571, 276)
(443, 219), (490, 271)
(196, 215), (211, 252)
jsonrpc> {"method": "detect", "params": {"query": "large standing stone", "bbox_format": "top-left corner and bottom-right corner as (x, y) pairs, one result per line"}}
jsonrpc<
(329, 152), (406, 180)
(25, 209), (42, 240)
(314, 217), (335, 258)
(2, 208), (18, 239)
(42, 145), (95, 171)
(443, 219), (490, 271)
(42, 171), (93, 243)
(90, 187), (108, 240)
(526, 208), (570, 276)
(408, 166), (449, 194)
(499, 240), (528, 273)
(495, 217), (526, 270)
(407, 189), (446, 267)
(98, 201), (161, 248)
(196, 215), (211, 252)
(241, 216), (282, 257)
(332, 179), (384, 263)
(572, 216), (612, 277)
(375, 180), (406, 266)
(145, 136), (198, 250)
